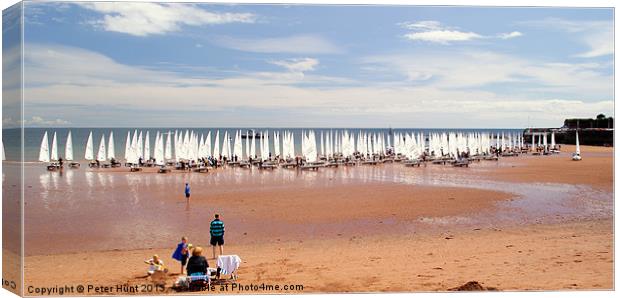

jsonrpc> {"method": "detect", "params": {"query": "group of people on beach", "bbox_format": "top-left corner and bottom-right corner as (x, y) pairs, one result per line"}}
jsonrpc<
(137, 181), (234, 281)
(164, 213), (225, 277)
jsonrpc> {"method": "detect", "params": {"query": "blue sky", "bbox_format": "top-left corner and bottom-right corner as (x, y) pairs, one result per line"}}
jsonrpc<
(4, 2), (614, 128)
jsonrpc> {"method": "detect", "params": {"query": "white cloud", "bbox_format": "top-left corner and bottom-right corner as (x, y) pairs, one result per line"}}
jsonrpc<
(400, 20), (443, 31)
(211, 34), (343, 54)
(575, 28), (612, 58)
(498, 31), (523, 39)
(404, 30), (482, 44)
(400, 21), (522, 44)
(361, 51), (612, 97)
(3, 116), (70, 127)
(519, 18), (612, 58)
(269, 58), (319, 73)
(78, 2), (256, 36)
(21, 44), (612, 128)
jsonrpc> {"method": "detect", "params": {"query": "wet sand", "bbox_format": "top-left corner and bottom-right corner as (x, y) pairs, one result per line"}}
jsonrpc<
(477, 145), (613, 192)
(17, 145), (613, 293)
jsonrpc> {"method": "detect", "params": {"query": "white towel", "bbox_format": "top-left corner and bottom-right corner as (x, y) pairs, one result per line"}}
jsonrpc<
(217, 255), (241, 275)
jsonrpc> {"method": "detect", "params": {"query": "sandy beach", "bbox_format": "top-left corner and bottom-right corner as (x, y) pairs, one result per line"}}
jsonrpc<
(20, 145), (613, 293)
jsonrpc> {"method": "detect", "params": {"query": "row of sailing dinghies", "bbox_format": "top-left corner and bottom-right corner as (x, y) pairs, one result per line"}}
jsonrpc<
(39, 131), (75, 162)
(39, 129), (526, 163)
(39, 131), (113, 163)
(37, 129), (583, 164)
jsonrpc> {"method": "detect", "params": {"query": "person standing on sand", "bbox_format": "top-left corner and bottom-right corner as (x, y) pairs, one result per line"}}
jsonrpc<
(172, 236), (189, 275)
(210, 214), (225, 259)
(184, 183), (190, 200)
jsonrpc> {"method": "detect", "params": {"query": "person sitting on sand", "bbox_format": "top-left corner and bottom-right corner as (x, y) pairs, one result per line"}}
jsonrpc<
(210, 214), (225, 259)
(144, 254), (166, 275)
(186, 247), (209, 276)
(172, 236), (190, 275)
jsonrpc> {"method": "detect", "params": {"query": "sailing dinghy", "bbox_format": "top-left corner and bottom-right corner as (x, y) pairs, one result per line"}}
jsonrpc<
(66, 131), (80, 168)
(572, 131), (582, 161)
(39, 131), (59, 171)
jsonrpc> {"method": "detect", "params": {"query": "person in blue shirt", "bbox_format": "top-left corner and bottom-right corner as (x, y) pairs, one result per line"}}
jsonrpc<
(210, 214), (225, 259)
(171, 236), (189, 274)
(184, 183), (190, 200)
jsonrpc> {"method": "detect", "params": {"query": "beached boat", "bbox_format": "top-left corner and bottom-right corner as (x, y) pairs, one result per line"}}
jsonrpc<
(50, 132), (58, 162)
(572, 131), (582, 161)
(65, 131), (80, 168)
(39, 131), (60, 171)
(39, 131), (50, 163)
(96, 134), (108, 167)
(85, 131), (96, 167)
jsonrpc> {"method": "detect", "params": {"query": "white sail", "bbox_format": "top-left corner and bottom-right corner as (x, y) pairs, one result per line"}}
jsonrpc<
(198, 134), (204, 158)
(50, 132), (58, 161)
(551, 132), (556, 148)
(127, 132), (139, 165)
(108, 132), (115, 159)
(190, 131), (198, 161)
(85, 131), (94, 161)
(39, 131), (50, 162)
(245, 131), (250, 159)
(65, 131), (74, 161)
(2, 139), (5, 161)
(165, 131), (172, 160)
(274, 131), (281, 158)
(259, 132), (265, 159)
(124, 131), (131, 160)
(160, 132), (167, 165)
(213, 131), (220, 158)
(131, 130), (138, 159)
(154, 132), (165, 166)
(205, 131), (212, 158)
(97, 134), (107, 162)
(144, 131), (150, 159)
(575, 131), (581, 155)
(264, 130), (270, 160)
(307, 130), (318, 162)
(320, 131), (324, 156)
(137, 131), (144, 159)
(250, 132), (256, 158)
(222, 131), (230, 158)
(234, 131), (243, 159)
(173, 130), (179, 161)
(291, 131), (296, 157)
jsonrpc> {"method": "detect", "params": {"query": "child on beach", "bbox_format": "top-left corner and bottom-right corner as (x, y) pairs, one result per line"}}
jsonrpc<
(184, 183), (191, 200)
(144, 254), (166, 275)
(172, 236), (190, 275)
